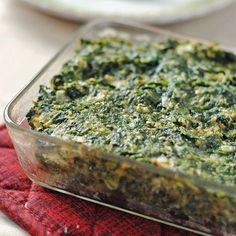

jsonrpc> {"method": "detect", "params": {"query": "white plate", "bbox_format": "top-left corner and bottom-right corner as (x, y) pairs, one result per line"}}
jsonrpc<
(20, 0), (233, 24)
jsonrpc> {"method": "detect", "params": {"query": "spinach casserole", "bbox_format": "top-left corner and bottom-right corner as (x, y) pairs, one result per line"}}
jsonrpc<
(26, 36), (236, 235)
(27, 37), (236, 186)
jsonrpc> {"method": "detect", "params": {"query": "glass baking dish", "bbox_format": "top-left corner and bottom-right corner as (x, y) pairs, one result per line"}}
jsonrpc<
(4, 20), (236, 236)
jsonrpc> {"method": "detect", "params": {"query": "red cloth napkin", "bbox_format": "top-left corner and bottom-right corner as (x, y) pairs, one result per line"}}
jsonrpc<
(0, 125), (197, 236)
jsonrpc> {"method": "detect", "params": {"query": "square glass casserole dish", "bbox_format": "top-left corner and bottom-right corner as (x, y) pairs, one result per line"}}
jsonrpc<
(4, 20), (236, 236)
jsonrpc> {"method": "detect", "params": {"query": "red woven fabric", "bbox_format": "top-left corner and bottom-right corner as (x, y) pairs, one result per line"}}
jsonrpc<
(0, 125), (197, 236)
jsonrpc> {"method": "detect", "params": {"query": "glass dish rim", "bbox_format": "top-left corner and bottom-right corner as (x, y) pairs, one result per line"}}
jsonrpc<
(4, 19), (236, 196)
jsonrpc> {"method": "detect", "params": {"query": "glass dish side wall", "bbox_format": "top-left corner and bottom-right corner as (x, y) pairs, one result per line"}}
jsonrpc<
(7, 125), (236, 236)
(4, 21), (236, 236)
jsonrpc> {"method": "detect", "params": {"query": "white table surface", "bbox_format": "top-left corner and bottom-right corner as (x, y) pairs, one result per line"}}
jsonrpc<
(1, 0), (236, 235)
